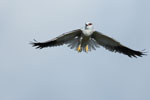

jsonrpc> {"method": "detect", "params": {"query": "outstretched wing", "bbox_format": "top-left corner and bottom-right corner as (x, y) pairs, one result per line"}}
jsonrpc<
(91, 31), (145, 57)
(31, 29), (82, 49)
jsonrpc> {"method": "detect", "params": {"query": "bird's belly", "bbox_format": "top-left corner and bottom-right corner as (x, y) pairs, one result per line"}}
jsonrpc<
(80, 35), (90, 46)
(82, 30), (93, 36)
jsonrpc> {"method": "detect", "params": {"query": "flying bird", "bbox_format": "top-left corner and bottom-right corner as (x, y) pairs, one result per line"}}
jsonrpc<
(31, 22), (146, 58)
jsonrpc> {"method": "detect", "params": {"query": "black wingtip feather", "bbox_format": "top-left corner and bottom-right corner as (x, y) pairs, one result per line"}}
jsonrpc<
(30, 39), (51, 49)
(115, 46), (146, 58)
(30, 42), (43, 49)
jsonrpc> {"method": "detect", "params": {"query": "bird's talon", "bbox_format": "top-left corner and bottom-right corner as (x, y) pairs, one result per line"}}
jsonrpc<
(85, 45), (88, 52)
(77, 44), (82, 52)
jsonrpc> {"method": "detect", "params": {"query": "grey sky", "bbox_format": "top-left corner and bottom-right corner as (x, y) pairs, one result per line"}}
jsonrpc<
(0, 0), (150, 100)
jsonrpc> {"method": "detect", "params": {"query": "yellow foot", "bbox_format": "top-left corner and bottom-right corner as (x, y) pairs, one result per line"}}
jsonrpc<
(77, 44), (82, 52)
(85, 45), (88, 52)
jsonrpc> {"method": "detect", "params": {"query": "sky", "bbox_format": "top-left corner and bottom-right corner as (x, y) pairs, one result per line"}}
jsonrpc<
(0, 0), (150, 100)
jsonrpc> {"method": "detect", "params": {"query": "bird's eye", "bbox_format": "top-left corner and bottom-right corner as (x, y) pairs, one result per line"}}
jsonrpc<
(88, 23), (92, 25)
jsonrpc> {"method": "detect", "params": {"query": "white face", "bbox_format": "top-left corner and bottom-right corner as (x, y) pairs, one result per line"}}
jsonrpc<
(85, 22), (93, 29)
(85, 22), (92, 26)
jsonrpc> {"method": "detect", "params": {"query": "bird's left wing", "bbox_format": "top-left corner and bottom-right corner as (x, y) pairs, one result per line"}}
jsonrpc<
(31, 29), (82, 49)
(91, 31), (145, 57)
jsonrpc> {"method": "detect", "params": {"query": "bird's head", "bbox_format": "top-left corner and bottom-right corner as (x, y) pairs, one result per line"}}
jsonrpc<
(85, 22), (93, 29)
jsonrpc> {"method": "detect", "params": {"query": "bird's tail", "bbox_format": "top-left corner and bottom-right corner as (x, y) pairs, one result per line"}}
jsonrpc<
(67, 38), (100, 52)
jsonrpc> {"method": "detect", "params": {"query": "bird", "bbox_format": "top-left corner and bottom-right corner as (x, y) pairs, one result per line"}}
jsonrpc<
(31, 22), (146, 58)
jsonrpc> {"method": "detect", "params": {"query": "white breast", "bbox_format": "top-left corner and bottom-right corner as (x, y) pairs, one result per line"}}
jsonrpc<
(82, 29), (94, 36)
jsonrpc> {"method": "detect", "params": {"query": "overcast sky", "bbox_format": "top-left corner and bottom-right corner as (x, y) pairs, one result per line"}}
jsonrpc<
(0, 0), (150, 100)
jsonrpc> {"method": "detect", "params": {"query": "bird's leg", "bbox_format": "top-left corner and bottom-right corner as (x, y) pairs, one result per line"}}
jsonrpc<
(77, 44), (82, 52)
(85, 45), (88, 52)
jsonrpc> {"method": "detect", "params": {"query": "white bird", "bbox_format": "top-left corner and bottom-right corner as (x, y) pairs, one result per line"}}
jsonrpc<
(31, 22), (146, 58)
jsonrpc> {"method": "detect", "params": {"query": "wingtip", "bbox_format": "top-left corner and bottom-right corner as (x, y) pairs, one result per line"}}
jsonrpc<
(115, 46), (147, 58)
(141, 51), (147, 57)
(129, 50), (147, 58)
(30, 39), (43, 49)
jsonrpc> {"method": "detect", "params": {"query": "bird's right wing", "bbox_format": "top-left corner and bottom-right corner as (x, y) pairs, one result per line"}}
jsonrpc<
(31, 29), (82, 49)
